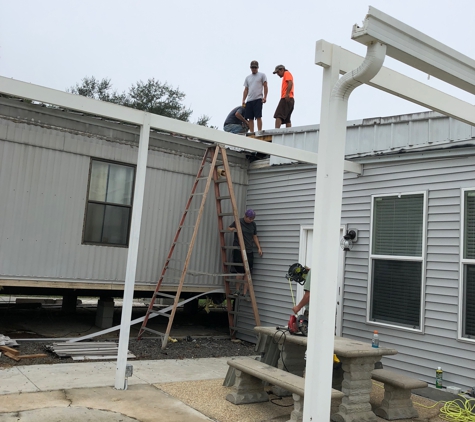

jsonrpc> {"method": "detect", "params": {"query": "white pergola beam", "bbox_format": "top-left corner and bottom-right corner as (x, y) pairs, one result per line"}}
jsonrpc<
(316, 40), (475, 127)
(0, 76), (362, 174)
(352, 6), (475, 95)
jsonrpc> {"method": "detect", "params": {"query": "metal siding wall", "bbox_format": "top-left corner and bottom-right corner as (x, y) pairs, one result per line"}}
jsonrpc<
(341, 156), (475, 389)
(0, 116), (248, 288)
(270, 113), (474, 165)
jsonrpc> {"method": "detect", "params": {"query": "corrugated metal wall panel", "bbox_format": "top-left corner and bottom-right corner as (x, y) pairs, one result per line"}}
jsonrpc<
(0, 112), (248, 288)
(270, 112), (475, 165)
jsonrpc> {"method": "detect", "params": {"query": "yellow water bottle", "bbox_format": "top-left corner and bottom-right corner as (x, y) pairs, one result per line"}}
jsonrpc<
(435, 367), (443, 389)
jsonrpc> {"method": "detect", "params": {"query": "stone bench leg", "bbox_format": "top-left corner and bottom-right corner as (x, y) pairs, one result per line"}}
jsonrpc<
(374, 384), (418, 420)
(225, 369), (269, 405)
(273, 342), (306, 396)
(287, 393), (304, 422)
(331, 356), (378, 422)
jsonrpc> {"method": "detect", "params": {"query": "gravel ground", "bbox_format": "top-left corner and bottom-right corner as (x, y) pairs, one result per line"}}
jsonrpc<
(0, 337), (256, 367)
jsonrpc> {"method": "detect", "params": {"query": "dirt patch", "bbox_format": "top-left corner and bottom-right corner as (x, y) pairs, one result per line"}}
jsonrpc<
(0, 304), (256, 367)
(0, 337), (256, 367)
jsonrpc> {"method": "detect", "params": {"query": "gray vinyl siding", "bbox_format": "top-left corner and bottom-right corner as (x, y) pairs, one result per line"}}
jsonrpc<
(244, 153), (475, 388)
(343, 155), (475, 389)
(239, 166), (317, 340)
(0, 103), (249, 288)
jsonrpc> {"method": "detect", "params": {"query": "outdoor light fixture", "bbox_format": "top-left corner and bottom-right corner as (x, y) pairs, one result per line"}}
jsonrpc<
(340, 229), (358, 251)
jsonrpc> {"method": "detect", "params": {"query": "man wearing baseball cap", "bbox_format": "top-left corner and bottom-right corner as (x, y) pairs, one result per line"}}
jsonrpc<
(242, 60), (268, 133)
(228, 209), (263, 296)
(273, 64), (294, 128)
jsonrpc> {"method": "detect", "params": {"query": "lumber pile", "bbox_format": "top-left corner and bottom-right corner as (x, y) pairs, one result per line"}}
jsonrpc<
(0, 345), (48, 362)
(46, 342), (135, 361)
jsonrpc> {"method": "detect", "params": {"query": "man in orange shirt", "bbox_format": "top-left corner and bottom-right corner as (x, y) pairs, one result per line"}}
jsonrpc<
(273, 64), (294, 128)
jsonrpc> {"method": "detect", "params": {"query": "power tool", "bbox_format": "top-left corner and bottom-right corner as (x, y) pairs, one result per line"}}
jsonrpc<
(286, 263), (309, 336)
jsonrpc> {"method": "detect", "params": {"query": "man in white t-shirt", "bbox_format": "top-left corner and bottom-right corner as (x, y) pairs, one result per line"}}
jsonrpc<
(242, 60), (268, 133)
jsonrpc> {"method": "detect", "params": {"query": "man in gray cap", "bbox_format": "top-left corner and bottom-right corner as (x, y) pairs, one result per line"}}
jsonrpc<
(242, 60), (268, 133)
(273, 64), (294, 128)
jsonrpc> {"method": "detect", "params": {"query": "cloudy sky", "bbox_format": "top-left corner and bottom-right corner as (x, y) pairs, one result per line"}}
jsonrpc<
(1, 1), (474, 130)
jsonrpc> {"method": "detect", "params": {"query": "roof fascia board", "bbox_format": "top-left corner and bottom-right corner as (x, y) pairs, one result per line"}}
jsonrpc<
(315, 40), (475, 126)
(351, 6), (475, 95)
(0, 76), (361, 174)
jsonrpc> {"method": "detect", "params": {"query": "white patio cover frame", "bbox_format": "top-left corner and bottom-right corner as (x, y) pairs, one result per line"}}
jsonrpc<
(1, 6), (474, 421)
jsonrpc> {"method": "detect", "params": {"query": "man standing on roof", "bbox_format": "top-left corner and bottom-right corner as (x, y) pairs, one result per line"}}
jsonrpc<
(242, 60), (268, 133)
(223, 105), (249, 134)
(228, 209), (263, 296)
(273, 64), (294, 128)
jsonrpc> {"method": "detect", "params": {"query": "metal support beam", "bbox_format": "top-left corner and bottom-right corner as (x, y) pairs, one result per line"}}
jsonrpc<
(0, 76), (361, 174)
(352, 6), (475, 95)
(115, 113), (151, 390)
(315, 39), (475, 126)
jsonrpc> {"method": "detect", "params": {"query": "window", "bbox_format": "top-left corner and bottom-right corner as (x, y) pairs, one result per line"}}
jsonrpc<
(83, 160), (135, 246)
(462, 191), (475, 338)
(369, 193), (425, 329)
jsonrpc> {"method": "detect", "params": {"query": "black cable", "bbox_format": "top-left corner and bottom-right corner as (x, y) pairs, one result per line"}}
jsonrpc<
(268, 392), (294, 407)
(272, 329), (291, 373)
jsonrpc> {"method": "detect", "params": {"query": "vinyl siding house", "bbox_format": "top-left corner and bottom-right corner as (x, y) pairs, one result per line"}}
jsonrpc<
(244, 112), (475, 390)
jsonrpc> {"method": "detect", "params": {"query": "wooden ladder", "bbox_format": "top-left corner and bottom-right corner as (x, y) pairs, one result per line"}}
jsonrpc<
(137, 144), (260, 348)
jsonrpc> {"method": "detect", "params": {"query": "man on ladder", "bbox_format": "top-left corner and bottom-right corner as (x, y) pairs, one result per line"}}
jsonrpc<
(228, 209), (263, 296)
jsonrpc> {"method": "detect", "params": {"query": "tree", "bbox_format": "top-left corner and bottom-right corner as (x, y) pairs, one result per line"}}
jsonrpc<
(69, 76), (212, 125)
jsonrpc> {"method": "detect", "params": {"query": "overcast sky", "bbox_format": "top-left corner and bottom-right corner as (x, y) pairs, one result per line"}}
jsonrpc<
(1, 1), (474, 130)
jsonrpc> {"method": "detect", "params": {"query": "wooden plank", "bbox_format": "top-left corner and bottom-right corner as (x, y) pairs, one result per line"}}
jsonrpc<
(0, 346), (20, 356)
(4, 352), (21, 361)
(18, 354), (48, 359)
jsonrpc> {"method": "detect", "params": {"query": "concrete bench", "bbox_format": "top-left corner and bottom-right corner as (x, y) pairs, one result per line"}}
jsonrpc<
(371, 369), (428, 420)
(226, 357), (344, 422)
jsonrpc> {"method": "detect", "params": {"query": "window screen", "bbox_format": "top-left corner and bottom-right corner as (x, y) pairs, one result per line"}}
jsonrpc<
(83, 160), (134, 246)
(372, 194), (423, 256)
(370, 194), (424, 329)
(464, 265), (475, 338)
(464, 191), (475, 259)
(372, 259), (422, 327)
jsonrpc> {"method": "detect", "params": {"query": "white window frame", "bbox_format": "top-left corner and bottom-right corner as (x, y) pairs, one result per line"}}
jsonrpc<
(458, 187), (475, 343)
(366, 191), (427, 333)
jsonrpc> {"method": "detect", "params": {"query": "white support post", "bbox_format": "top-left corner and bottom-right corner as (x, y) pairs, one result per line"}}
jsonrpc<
(304, 42), (386, 421)
(304, 43), (344, 421)
(115, 113), (151, 390)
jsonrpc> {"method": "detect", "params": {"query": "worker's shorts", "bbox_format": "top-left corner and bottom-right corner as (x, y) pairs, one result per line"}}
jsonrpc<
(245, 99), (263, 120)
(274, 97), (294, 124)
(232, 249), (254, 274)
(224, 123), (247, 134)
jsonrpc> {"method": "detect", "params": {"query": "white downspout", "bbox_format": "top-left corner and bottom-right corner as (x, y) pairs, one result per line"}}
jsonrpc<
(305, 41), (386, 421)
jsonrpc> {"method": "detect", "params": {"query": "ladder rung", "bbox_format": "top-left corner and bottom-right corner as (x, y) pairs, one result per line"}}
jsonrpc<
(229, 326), (256, 336)
(216, 196), (231, 200)
(151, 292), (176, 299)
(222, 246), (240, 250)
(149, 310), (171, 318)
(197, 176), (210, 180)
(218, 212), (234, 217)
(225, 277), (245, 282)
(142, 327), (167, 336)
(225, 262), (243, 266)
